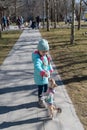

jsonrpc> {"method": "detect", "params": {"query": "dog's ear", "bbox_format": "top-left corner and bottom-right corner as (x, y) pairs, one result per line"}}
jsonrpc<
(49, 78), (58, 88)
(51, 78), (57, 88)
(50, 78), (55, 84)
(53, 83), (58, 88)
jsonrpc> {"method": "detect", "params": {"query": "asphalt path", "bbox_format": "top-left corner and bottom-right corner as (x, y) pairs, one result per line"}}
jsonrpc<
(0, 28), (84, 130)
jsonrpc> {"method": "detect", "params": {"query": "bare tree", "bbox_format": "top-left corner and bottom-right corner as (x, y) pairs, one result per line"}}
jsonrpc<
(46, 0), (50, 31)
(0, 0), (78, 27)
(50, 0), (54, 26)
(78, 0), (82, 30)
(70, 0), (75, 44)
(54, 0), (57, 28)
(43, 0), (45, 28)
(14, 0), (17, 18)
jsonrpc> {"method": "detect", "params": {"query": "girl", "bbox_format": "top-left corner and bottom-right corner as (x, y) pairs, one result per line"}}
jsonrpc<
(32, 39), (53, 107)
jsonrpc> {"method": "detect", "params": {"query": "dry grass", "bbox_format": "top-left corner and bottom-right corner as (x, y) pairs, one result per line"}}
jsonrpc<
(40, 28), (87, 130)
(0, 30), (22, 65)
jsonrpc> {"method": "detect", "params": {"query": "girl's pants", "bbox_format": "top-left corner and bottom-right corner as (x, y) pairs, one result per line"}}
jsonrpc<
(38, 84), (48, 99)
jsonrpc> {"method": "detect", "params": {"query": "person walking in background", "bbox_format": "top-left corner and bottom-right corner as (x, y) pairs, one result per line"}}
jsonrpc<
(32, 39), (53, 108)
(31, 19), (36, 29)
(28, 20), (32, 28)
(20, 16), (24, 24)
(36, 16), (40, 29)
(1, 15), (7, 31)
(16, 16), (21, 29)
(6, 16), (10, 30)
(20, 16), (24, 28)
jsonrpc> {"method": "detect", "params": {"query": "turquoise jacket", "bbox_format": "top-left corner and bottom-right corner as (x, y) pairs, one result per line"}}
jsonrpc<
(32, 51), (53, 85)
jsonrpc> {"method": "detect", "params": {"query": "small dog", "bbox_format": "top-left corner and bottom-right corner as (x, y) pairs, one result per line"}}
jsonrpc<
(44, 78), (62, 119)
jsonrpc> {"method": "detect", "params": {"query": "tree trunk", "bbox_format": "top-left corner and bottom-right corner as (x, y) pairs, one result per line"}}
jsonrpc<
(0, 30), (1, 38)
(14, 0), (17, 20)
(56, 0), (59, 23)
(70, 0), (75, 44)
(50, 0), (54, 26)
(54, 0), (57, 28)
(64, 0), (68, 24)
(78, 0), (82, 30)
(0, 19), (2, 38)
(82, 0), (87, 6)
(46, 0), (50, 31)
(43, 0), (45, 29)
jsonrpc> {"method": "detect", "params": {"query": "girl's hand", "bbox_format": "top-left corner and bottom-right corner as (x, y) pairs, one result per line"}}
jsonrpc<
(44, 71), (49, 77)
(40, 70), (50, 77)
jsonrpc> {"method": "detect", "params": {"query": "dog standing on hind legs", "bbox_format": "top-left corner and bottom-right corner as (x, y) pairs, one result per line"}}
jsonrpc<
(44, 78), (62, 119)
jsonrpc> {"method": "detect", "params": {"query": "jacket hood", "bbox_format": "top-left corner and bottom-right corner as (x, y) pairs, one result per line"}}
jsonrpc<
(32, 51), (40, 62)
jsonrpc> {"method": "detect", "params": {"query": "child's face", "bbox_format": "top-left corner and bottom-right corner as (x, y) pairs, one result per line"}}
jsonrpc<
(39, 51), (48, 56)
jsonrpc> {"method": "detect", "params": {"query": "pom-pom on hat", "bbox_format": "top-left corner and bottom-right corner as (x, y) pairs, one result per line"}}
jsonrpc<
(37, 39), (49, 51)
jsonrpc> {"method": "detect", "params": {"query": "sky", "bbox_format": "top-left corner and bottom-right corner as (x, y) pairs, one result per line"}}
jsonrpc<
(75, 0), (80, 3)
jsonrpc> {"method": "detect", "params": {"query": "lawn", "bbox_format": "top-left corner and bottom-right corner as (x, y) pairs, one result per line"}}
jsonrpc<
(40, 27), (87, 130)
(0, 30), (22, 65)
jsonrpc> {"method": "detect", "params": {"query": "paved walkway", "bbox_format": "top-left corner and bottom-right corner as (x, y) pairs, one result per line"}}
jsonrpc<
(0, 28), (84, 130)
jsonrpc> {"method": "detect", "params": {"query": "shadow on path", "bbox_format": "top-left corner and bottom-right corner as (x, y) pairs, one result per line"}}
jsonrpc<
(0, 101), (38, 115)
(0, 84), (37, 95)
(0, 116), (49, 129)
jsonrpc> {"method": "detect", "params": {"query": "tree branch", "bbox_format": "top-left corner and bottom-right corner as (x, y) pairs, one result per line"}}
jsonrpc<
(82, 0), (87, 6)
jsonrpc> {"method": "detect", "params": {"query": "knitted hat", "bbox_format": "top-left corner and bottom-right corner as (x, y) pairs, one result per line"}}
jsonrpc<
(37, 39), (49, 51)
